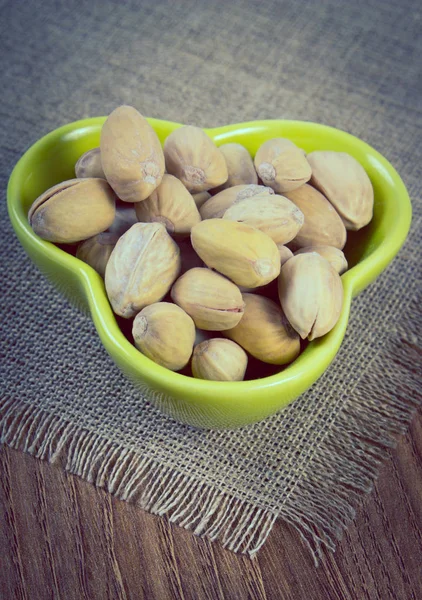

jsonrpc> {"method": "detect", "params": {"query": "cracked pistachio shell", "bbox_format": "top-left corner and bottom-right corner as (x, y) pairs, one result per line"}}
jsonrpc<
(278, 253), (343, 340)
(132, 302), (195, 371)
(75, 147), (105, 179)
(284, 184), (347, 249)
(294, 246), (348, 275)
(223, 193), (304, 245)
(254, 138), (312, 193)
(199, 184), (273, 220)
(29, 178), (116, 243)
(192, 191), (211, 209)
(307, 151), (374, 231)
(100, 105), (165, 202)
(212, 143), (258, 192)
(164, 126), (228, 193)
(191, 219), (280, 288)
(224, 293), (300, 365)
(192, 338), (248, 381)
(135, 174), (201, 236)
(76, 232), (119, 278)
(105, 222), (181, 318)
(171, 267), (244, 331)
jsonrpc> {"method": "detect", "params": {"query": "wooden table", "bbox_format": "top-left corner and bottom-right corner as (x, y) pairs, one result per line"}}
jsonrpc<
(1, 411), (421, 600)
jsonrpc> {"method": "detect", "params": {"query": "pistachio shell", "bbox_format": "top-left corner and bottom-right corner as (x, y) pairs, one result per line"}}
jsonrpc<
(132, 302), (195, 371)
(171, 267), (244, 331)
(191, 219), (281, 288)
(164, 125), (228, 192)
(192, 191), (211, 209)
(238, 264), (289, 298)
(135, 174), (201, 236)
(277, 245), (294, 266)
(307, 151), (374, 230)
(192, 338), (248, 381)
(76, 232), (119, 277)
(223, 193), (304, 245)
(278, 253), (343, 340)
(100, 105), (165, 202)
(284, 184), (347, 249)
(199, 184), (273, 220)
(105, 222), (181, 318)
(224, 293), (300, 365)
(254, 138), (312, 193)
(294, 245), (348, 274)
(29, 178), (116, 243)
(212, 143), (258, 192)
(75, 147), (105, 179)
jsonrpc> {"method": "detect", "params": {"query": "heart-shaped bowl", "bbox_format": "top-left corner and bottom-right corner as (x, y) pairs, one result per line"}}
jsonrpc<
(7, 117), (411, 429)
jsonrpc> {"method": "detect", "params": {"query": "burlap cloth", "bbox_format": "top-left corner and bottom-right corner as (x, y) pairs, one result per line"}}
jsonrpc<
(1, 0), (421, 563)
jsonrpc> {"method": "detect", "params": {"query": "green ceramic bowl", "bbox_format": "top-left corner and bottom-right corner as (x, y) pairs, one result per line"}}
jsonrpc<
(7, 117), (411, 429)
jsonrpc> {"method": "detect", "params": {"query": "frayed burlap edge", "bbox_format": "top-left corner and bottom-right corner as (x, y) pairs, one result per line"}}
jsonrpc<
(0, 395), (277, 555)
(1, 299), (420, 564)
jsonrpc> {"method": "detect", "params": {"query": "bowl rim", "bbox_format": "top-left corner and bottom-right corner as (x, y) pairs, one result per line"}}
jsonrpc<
(7, 117), (412, 405)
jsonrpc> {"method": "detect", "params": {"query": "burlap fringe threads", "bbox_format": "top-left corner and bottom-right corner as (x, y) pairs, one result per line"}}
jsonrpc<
(0, 396), (277, 555)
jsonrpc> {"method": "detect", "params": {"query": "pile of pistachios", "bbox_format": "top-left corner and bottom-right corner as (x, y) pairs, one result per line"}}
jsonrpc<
(29, 105), (374, 381)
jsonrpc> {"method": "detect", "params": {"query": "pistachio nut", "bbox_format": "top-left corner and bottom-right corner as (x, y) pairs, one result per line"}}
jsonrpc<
(212, 143), (258, 192)
(164, 125), (228, 193)
(76, 231), (120, 278)
(29, 178), (116, 243)
(224, 293), (301, 365)
(192, 338), (248, 381)
(105, 222), (181, 318)
(75, 147), (105, 179)
(100, 105), (165, 202)
(278, 252), (344, 340)
(254, 138), (312, 193)
(284, 183), (347, 249)
(132, 302), (195, 371)
(223, 193), (304, 245)
(171, 267), (244, 331)
(191, 219), (281, 288)
(135, 174), (201, 236)
(307, 151), (374, 230)
(238, 245), (293, 288)
(277, 244), (294, 266)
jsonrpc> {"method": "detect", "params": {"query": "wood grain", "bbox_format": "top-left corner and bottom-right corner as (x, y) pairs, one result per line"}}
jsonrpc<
(1, 411), (421, 600)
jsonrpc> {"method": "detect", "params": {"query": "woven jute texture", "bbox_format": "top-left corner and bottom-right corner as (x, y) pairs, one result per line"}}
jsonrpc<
(1, 0), (421, 562)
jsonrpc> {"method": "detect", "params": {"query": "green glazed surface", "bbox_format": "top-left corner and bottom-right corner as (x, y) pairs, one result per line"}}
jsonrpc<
(7, 118), (412, 429)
